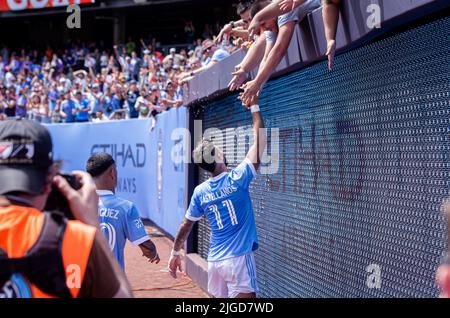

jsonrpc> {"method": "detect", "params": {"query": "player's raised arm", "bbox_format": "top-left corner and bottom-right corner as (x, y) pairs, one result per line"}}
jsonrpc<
(244, 97), (267, 172)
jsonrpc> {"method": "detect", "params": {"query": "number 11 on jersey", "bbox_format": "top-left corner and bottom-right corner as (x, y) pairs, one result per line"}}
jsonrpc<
(209, 200), (238, 230)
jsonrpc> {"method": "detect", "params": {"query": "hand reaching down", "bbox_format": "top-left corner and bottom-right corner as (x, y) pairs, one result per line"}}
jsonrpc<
(228, 68), (248, 91)
(168, 254), (183, 279)
(239, 79), (262, 106)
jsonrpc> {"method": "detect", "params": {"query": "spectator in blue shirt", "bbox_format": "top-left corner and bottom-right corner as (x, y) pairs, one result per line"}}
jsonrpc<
(179, 39), (230, 84)
(48, 83), (60, 112)
(15, 89), (28, 118)
(126, 80), (139, 119)
(102, 88), (114, 117)
(160, 81), (183, 109)
(73, 91), (91, 122)
(14, 75), (26, 96)
(111, 86), (125, 113)
(87, 84), (103, 117)
(61, 92), (76, 123)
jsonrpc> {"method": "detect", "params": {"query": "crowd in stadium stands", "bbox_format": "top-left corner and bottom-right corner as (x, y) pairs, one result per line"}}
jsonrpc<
(0, 27), (238, 128)
(0, 0), (341, 127)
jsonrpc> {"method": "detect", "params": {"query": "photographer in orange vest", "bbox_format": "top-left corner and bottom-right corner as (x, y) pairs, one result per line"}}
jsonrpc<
(0, 118), (132, 298)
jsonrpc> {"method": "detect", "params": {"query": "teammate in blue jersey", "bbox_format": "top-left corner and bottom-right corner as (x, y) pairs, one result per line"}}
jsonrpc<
(86, 152), (160, 269)
(168, 98), (266, 298)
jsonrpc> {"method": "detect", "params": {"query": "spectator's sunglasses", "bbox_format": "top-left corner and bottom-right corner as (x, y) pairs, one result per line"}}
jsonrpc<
(203, 45), (214, 53)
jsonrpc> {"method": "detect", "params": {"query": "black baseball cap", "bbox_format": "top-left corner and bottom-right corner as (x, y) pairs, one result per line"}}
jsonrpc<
(0, 118), (53, 195)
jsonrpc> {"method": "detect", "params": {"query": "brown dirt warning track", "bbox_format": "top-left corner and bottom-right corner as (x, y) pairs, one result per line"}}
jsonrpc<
(124, 225), (208, 298)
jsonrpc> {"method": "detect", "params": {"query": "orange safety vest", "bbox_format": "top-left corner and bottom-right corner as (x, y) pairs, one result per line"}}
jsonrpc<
(0, 205), (96, 298)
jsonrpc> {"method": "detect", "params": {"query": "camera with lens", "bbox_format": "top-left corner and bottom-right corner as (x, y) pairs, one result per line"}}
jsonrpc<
(44, 173), (81, 220)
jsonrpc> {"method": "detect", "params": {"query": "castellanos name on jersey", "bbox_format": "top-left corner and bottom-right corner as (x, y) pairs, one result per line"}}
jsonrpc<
(97, 190), (150, 268)
(186, 158), (259, 261)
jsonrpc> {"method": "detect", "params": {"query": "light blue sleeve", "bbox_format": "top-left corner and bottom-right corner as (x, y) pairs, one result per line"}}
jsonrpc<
(211, 49), (230, 63)
(124, 204), (150, 245)
(265, 31), (278, 43)
(277, 11), (297, 28)
(278, 0), (321, 28)
(185, 190), (204, 221)
(230, 158), (257, 189)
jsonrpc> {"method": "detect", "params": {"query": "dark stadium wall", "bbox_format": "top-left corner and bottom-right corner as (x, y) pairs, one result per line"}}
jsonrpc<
(0, 13), (114, 50)
(195, 16), (449, 297)
(0, 0), (234, 50)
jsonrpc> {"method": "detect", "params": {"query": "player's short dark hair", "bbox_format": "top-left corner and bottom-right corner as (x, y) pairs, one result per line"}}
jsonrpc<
(86, 152), (116, 177)
(250, 0), (271, 18)
(192, 139), (226, 174)
(236, 0), (253, 15)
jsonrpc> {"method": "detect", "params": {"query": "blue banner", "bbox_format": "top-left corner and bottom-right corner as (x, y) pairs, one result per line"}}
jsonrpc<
(45, 107), (188, 237)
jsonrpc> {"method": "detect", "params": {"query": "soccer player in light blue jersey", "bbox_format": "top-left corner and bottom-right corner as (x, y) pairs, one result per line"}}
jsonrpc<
(168, 99), (266, 298)
(86, 152), (160, 269)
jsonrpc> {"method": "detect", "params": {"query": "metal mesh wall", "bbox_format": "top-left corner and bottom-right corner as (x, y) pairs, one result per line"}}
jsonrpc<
(196, 16), (449, 297)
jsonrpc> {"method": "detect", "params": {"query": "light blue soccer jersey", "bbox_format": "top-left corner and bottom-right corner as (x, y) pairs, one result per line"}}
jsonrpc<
(97, 190), (150, 268)
(186, 158), (259, 261)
